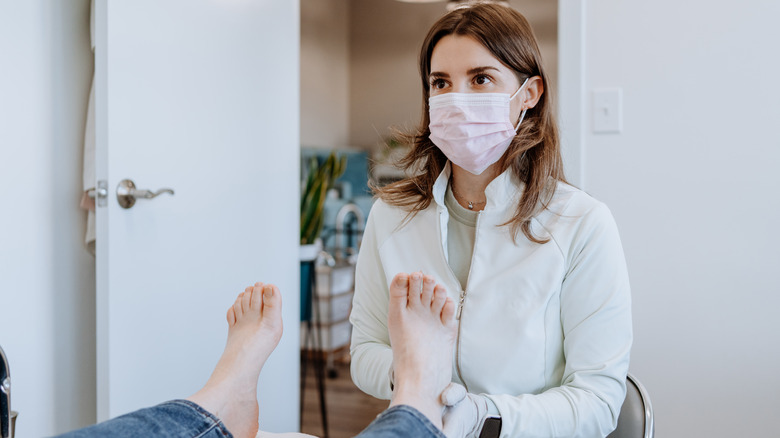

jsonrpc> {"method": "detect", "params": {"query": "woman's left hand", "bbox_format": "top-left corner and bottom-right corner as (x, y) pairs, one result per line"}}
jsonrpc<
(441, 383), (489, 438)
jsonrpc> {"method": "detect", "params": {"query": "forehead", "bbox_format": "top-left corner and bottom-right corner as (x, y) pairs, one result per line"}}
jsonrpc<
(430, 34), (507, 73)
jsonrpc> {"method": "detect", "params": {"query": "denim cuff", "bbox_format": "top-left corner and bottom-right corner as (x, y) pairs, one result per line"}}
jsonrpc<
(168, 399), (233, 438)
(358, 404), (446, 438)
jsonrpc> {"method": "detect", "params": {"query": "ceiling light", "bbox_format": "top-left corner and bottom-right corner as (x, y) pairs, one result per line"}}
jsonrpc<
(395, 0), (511, 11)
(446, 0), (511, 11)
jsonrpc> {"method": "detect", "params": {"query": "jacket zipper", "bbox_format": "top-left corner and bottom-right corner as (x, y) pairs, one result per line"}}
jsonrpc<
(438, 210), (482, 391)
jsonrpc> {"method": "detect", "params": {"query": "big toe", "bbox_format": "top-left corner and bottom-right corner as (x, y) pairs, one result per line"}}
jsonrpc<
(389, 273), (410, 299)
(260, 284), (282, 322)
(389, 273), (410, 310)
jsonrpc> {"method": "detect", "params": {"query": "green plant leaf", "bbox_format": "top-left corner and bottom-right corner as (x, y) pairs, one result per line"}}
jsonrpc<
(299, 151), (348, 245)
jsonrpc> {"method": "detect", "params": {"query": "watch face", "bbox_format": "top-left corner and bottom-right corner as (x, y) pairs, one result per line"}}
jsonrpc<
(478, 417), (502, 438)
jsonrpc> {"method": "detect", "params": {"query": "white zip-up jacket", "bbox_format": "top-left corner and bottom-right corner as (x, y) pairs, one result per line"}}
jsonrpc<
(350, 165), (632, 437)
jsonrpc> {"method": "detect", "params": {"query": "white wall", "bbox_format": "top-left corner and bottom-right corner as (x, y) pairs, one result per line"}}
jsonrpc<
(580, 1), (780, 435)
(0, 1), (96, 436)
(1, 0), (302, 435)
(301, 0), (350, 148)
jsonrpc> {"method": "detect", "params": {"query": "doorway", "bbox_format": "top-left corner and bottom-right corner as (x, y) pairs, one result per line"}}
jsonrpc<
(299, 1), (562, 436)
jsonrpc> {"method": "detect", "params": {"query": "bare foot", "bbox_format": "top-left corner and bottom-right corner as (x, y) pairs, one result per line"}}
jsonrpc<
(387, 272), (457, 429)
(187, 283), (283, 438)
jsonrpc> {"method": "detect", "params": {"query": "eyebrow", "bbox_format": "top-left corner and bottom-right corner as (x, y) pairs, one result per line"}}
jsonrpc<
(429, 66), (502, 80)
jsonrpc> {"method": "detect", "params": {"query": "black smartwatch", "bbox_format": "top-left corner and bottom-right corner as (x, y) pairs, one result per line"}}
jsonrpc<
(478, 416), (502, 438)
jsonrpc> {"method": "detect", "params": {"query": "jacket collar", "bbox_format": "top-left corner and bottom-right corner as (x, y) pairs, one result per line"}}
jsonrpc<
(432, 161), (523, 212)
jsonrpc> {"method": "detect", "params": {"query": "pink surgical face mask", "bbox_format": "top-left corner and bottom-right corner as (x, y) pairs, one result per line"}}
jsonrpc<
(429, 78), (529, 175)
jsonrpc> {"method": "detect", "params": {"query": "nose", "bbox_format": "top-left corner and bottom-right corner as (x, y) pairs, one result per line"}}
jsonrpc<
(449, 83), (465, 93)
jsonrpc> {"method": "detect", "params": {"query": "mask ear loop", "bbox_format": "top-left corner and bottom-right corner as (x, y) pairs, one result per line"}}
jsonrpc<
(511, 77), (531, 132)
(512, 77), (531, 167)
(514, 108), (529, 131)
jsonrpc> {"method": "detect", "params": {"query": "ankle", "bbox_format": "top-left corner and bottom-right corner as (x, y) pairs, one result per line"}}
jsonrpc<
(390, 392), (442, 430)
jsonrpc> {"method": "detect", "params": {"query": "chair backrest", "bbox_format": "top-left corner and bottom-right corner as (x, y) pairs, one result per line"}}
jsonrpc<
(607, 373), (654, 438)
(1, 345), (10, 438)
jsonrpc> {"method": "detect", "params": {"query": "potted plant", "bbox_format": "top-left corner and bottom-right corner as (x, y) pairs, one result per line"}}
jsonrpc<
(300, 151), (347, 255)
(299, 152), (346, 321)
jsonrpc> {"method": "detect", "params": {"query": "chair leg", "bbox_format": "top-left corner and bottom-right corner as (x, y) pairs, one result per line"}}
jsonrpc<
(309, 264), (329, 438)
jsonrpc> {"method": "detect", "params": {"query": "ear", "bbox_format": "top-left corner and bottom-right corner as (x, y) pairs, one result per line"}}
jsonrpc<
(521, 75), (544, 110)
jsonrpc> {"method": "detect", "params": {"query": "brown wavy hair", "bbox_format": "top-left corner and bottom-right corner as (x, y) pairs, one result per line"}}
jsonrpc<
(374, 3), (566, 244)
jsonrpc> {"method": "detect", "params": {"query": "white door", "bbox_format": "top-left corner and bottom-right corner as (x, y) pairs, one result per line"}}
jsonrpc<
(93, 0), (300, 432)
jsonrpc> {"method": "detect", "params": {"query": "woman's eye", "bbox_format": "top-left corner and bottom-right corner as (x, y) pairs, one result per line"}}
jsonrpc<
(430, 79), (446, 89)
(474, 74), (492, 85)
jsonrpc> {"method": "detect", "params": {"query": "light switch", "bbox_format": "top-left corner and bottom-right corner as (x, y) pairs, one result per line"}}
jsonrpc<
(592, 88), (623, 133)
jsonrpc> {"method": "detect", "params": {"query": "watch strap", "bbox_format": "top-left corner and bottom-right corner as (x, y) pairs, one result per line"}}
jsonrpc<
(478, 416), (501, 438)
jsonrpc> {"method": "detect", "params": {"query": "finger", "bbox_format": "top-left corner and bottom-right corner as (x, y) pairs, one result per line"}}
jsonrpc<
(440, 382), (468, 406)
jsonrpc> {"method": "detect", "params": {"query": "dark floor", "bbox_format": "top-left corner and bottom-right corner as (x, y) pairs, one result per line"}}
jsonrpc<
(300, 357), (389, 438)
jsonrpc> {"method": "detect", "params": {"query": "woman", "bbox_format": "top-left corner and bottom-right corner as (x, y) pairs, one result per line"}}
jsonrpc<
(349, 4), (632, 438)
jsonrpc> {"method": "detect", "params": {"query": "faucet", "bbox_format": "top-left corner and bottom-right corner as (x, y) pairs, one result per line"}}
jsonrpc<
(1, 344), (11, 438)
(334, 203), (365, 261)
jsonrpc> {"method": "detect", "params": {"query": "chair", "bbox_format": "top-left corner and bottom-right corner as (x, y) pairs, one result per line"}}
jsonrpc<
(607, 373), (655, 438)
(1, 344), (12, 438)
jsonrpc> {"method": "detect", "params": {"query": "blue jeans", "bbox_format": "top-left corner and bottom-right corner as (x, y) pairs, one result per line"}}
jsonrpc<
(55, 401), (445, 438)
(55, 400), (232, 438)
(356, 405), (446, 438)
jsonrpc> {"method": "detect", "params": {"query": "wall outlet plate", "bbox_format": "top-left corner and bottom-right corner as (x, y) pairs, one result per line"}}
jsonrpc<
(593, 88), (623, 133)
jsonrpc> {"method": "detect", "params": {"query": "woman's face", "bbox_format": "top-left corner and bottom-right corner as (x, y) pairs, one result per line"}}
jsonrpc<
(429, 34), (524, 124)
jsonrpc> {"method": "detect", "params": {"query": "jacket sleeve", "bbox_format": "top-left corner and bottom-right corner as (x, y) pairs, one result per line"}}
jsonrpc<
(349, 203), (394, 400)
(486, 203), (633, 438)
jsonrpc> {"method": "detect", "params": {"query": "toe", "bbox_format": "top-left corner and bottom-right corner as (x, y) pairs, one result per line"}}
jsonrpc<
(261, 285), (283, 335)
(233, 293), (245, 318)
(441, 296), (456, 326)
(388, 273), (410, 311)
(241, 289), (252, 314)
(431, 284), (447, 314)
(261, 284), (281, 314)
(389, 273), (410, 298)
(249, 285), (263, 310)
(226, 306), (236, 327)
(408, 272), (423, 306)
(421, 275), (436, 307)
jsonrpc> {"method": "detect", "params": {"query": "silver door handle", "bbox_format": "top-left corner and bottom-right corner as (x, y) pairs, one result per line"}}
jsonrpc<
(117, 179), (175, 209)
